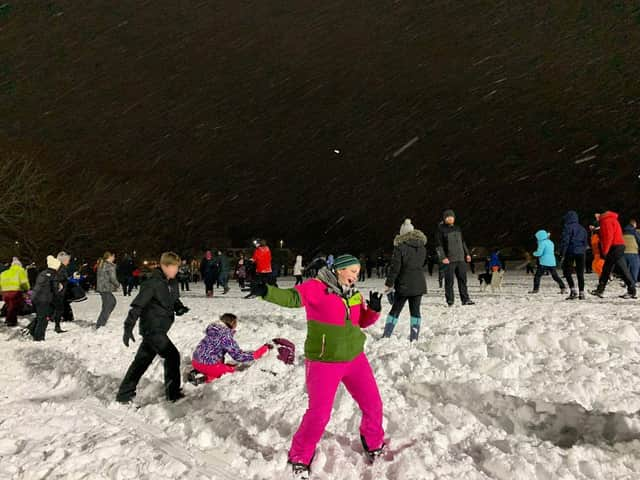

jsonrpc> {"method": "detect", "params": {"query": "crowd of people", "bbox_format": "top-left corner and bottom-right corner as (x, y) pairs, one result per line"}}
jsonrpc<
(1, 207), (639, 478)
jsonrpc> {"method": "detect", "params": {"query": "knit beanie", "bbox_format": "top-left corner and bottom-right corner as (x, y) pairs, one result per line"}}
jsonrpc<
(47, 255), (61, 270)
(443, 209), (456, 220)
(11, 257), (22, 267)
(399, 218), (415, 236)
(333, 254), (360, 270)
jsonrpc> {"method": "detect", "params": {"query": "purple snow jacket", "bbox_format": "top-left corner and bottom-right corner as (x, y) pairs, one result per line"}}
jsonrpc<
(192, 323), (255, 365)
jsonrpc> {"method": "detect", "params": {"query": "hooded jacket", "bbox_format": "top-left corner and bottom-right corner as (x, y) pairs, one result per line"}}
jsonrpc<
(598, 212), (625, 256)
(559, 211), (588, 256)
(0, 264), (30, 293)
(533, 230), (557, 267)
(124, 268), (186, 336)
(192, 323), (256, 365)
(385, 229), (427, 296)
(31, 268), (61, 305)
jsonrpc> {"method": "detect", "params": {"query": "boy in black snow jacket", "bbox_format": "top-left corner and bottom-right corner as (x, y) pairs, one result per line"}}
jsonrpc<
(27, 255), (63, 341)
(116, 252), (190, 404)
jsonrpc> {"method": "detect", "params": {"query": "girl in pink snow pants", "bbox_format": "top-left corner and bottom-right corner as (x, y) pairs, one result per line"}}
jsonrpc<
(252, 254), (385, 476)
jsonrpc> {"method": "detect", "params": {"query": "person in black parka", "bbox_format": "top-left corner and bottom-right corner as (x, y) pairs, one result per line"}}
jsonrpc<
(382, 219), (427, 341)
(116, 252), (190, 404)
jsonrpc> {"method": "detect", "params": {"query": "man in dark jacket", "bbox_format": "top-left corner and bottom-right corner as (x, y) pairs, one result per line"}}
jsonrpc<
(116, 252), (190, 404)
(383, 219), (427, 341)
(200, 250), (218, 297)
(559, 211), (589, 300)
(435, 210), (474, 306)
(623, 219), (640, 284)
(591, 210), (637, 299)
(117, 254), (136, 296)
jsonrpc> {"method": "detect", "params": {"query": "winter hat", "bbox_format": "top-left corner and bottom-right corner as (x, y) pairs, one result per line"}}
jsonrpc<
(47, 255), (61, 270)
(399, 218), (415, 236)
(333, 254), (360, 270)
(11, 257), (22, 267)
(443, 209), (456, 220)
(57, 251), (70, 263)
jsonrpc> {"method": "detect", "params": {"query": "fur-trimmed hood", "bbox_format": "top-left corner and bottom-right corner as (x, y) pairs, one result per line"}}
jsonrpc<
(393, 229), (427, 247)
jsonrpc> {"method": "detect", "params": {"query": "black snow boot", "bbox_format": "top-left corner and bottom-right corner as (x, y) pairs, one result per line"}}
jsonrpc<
(361, 435), (386, 463)
(578, 291), (585, 300)
(590, 289), (604, 298)
(566, 290), (578, 300)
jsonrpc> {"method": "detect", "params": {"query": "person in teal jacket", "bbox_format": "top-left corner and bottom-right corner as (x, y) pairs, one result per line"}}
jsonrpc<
(530, 230), (566, 294)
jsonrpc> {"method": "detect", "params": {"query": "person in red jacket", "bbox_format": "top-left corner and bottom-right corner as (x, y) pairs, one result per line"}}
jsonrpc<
(252, 239), (273, 284)
(591, 210), (637, 299)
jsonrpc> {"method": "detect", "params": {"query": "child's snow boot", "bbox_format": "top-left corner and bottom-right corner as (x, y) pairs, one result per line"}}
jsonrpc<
(409, 316), (421, 342)
(187, 369), (206, 386)
(382, 315), (398, 338)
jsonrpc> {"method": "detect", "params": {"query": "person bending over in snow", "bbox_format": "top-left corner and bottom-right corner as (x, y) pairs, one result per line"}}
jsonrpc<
(249, 254), (385, 479)
(116, 252), (190, 404)
(191, 313), (272, 382)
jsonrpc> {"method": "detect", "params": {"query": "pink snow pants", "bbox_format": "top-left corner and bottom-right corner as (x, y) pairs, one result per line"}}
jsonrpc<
(289, 352), (384, 464)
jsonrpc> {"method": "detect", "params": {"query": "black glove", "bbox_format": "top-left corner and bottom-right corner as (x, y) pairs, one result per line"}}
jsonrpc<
(123, 325), (135, 347)
(266, 343), (275, 350)
(250, 282), (268, 298)
(367, 291), (383, 312)
(175, 305), (190, 316)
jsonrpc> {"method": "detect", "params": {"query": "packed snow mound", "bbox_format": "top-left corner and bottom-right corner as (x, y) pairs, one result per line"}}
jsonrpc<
(1, 273), (640, 479)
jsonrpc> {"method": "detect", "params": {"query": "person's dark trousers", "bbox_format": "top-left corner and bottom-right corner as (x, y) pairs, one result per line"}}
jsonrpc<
(204, 275), (215, 295)
(444, 261), (470, 305)
(533, 266), (566, 291)
(469, 262), (476, 274)
(562, 254), (586, 292)
(295, 275), (303, 286)
(238, 277), (246, 289)
(179, 280), (190, 291)
(54, 291), (74, 322)
(358, 270), (366, 282)
(2, 291), (23, 326)
(389, 295), (422, 318)
(31, 302), (53, 341)
(438, 267), (446, 288)
(526, 264), (535, 274)
(367, 268), (373, 279)
(96, 292), (116, 328)
(219, 273), (229, 290)
(257, 273), (275, 286)
(598, 245), (636, 294)
(624, 254), (640, 286)
(116, 332), (181, 402)
(126, 276), (135, 296)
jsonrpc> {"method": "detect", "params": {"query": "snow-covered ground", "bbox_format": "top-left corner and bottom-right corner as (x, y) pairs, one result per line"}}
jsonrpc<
(2, 271), (640, 480)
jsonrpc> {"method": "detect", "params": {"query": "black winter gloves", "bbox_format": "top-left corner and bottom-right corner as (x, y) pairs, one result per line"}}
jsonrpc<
(367, 291), (383, 312)
(123, 325), (135, 347)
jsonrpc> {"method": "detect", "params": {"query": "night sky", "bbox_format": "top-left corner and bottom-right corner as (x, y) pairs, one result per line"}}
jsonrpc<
(1, 1), (639, 258)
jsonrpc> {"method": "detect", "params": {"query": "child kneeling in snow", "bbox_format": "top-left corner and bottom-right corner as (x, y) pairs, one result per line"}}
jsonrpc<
(191, 313), (271, 382)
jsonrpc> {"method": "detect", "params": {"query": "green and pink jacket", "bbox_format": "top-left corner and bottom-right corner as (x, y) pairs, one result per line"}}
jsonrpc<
(263, 277), (380, 362)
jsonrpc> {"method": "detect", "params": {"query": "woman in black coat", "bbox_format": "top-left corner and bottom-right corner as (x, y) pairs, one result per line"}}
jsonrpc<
(383, 219), (427, 341)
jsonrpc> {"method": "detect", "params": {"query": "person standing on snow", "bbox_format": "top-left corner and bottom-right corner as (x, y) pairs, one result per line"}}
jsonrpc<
(200, 250), (218, 297)
(590, 210), (637, 299)
(248, 254), (385, 478)
(251, 239), (273, 287)
(382, 219), (427, 341)
(530, 230), (566, 294)
(293, 254), (304, 285)
(28, 255), (63, 340)
(559, 211), (588, 300)
(622, 218), (640, 284)
(0, 257), (30, 327)
(95, 251), (120, 329)
(116, 252), (190, 404)
(435, 209), (474, 306)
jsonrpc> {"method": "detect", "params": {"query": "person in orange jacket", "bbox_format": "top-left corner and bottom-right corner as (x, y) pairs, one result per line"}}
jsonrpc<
(590, 225), (604, 276)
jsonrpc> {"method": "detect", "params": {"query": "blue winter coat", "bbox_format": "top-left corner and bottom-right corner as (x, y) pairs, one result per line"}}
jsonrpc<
(559, 211), (588, 256)
(533, 230), (557, 267)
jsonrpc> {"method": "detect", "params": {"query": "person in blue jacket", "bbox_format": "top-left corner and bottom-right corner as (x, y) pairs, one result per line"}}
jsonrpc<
(559, 211), (589, 300)
(530, 230), (566, 294)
